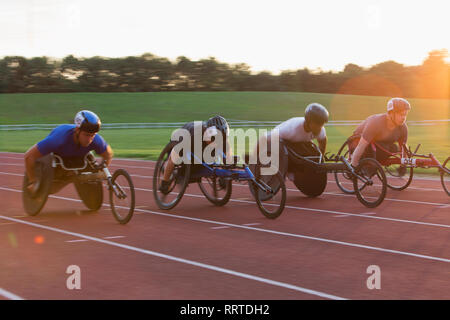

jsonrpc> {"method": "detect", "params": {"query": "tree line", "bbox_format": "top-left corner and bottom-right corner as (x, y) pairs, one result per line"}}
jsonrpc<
(0, 50), (448, 99)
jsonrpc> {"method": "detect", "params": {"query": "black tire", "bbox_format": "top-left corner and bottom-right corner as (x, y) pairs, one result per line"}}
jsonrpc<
(384, 164), (413, 191)
(252, 171), (286, 219)
(334, 141), (356, 194)
(153, 142), (191, 210)
(441, 157), (450, 196)
(353, 158), (387, 208)
(74, 180), (103, 211)
(109, 169), (135, 224)
(198, 177), (232, 206)
(21, 155), (54, 216)
(249, 164), (286, 219)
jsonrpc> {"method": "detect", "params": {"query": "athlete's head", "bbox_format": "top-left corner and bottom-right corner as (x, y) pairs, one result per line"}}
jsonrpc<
(387, 98), (411, 126)
(304, 103), (329, 136)
(204, 115), (229, 142)
(74, 110), (101, 147)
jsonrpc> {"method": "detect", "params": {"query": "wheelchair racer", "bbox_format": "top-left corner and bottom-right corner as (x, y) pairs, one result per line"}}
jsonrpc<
(159, 115), (232, 194)
(349, 98), (411, 171)
(253, 103), (329, 180)
(24, 110), (113, 195)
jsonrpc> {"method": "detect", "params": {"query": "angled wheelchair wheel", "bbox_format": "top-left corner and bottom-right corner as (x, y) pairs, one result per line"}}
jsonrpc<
(334, 140), (356, 194)
(198, 177), (232, 206)
(109, 169), (135, 224)
(74, 180), (103, 211)
(384, 163), (413, 191)
(22, 155), (54, 216)
(249, 164), (286, 219)
(153, 142), (191, 210)
(441, 157), (450, 196)
(353, 158), (387, 208)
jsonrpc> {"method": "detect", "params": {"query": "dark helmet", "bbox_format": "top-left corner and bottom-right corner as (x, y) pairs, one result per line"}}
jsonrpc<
(387, 98), (411, 113)
(74, 110), (101, 133)
(304, 103), (329, 125)
(206, 115), (229, 136)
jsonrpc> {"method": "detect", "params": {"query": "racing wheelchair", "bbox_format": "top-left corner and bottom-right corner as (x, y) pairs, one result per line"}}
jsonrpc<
(268, 139), (388, 208)
(334, 136), (449, 196)
(153, 141), (287, 219)
(22, 152), (136, 224)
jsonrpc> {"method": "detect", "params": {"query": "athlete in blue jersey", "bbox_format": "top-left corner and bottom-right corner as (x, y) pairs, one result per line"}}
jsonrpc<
(24, 110), (114, 194)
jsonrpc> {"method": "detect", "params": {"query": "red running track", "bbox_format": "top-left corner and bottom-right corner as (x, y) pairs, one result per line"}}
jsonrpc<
(0, 152), (449, 300)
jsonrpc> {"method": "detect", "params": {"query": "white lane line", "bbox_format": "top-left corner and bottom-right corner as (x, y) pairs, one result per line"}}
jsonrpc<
(121, 186), (450, 229)
(242, 223), (261, 226)
(131, 174), (153, 179)
(1, 184), (449, 231)
(327, 180), (443, 192)
(0, 156), (25, 160)
(211, 226), (231, 230)
(0, 222), (17, 226)
(323, 191), (448, 206)
(110, 164), (153, 170)
(0, 288), (24, 300)
(0, 215), (345, 300)
(66, 239), (90, 243)
(1, 186), (450, 265)
(103, 236), (125, 239)
(0, 172), (23, 177)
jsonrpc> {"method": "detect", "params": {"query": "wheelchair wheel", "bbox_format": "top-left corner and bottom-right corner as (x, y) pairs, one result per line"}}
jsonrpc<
(353, 158), (387, 208)
(384, 163), (413, 191)
(198, 177), (232, 206)
(153, 142), (191, 210)
(441, 157), (450, 196)
(109, 169), (135, 224)
(22, 155), (54, 216)
(249, 164), (286, 219)
(334, 140), (356, 194)
(74, 180), (103, 211)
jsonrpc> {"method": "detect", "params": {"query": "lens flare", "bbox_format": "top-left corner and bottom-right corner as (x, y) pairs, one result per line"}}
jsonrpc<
(34, 235), (45, 245)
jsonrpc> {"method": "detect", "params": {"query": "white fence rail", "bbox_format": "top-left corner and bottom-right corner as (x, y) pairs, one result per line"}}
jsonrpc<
(0, 119), (449, 131)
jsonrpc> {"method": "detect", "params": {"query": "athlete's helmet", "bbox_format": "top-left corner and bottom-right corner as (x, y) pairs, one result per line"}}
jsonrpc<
(206, 115), (229, 137)
(387, 98), (411, 113)
(304, 103), (329, 125)
(74, 110), (101, 133)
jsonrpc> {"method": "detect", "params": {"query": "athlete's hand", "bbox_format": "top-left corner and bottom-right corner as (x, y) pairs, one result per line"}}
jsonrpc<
(26, 180), (40, 196)
(26, 181), (35, 194)
(93, 159), (106, 171)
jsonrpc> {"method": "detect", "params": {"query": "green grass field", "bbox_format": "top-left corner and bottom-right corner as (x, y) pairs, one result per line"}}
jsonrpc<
(0, 91), (449, 124)
(0, 92), (448, 175)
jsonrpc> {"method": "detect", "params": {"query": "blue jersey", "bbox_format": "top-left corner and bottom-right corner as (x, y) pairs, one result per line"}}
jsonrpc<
(37, 124), (107, 158)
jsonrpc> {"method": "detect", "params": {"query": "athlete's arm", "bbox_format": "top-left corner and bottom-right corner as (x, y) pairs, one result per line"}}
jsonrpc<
(317, 137), (327, 156)
(351, 137), (370, 167)
(24, 144), (43, 184)
(224, 139), (235, 164)
(99, 145), (113, 167)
